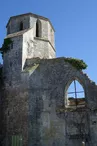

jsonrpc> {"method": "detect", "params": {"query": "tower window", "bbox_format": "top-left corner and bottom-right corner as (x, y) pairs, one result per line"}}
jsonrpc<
(7, 26), (10, 34)
(36, 19), (42, 37)
(65, 79), (85, 107)
(20, 22), (23, 31)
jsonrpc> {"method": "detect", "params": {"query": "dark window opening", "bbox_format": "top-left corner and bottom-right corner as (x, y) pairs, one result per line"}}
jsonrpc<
(10, 62), (12, 67)
(7, 26), (10, 34)
(66, 80), (85, 107)
(92, 121), (96, 125)
(20, 22), (23, 31)
(36, 19), (42, 37)
(8, 111), (9, 116)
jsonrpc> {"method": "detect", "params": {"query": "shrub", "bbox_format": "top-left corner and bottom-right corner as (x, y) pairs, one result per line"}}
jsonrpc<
(64, 58), (87, 70)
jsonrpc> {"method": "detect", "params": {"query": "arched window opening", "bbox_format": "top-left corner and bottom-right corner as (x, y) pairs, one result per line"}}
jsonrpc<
(36, 19), (42, 37)
(20, 22), (23, 31)
(66, 80), (85, 107)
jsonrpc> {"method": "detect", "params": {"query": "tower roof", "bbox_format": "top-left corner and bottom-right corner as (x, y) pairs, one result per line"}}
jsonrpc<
(6, 12), (55, 31)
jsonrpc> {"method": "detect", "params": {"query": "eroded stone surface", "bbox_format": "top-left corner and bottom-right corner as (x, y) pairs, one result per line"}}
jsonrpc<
(0, 13), (97, 146)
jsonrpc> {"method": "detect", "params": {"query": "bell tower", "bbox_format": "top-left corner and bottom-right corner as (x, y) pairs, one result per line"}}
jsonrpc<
(2, 13), (56, 146)
(3, 13), (56, 88)
(4, 13), (55, 71)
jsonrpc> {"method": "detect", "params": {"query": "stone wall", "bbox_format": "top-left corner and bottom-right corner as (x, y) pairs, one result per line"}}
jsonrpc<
(23, 28), (34, 69)
(2, 35), (29, 146)
(0, 67), (4, 146)
(25, 58), (97, 146)
(48, 22), (55, 48)
(2, 57), (97, 146)
(2, 13), (97, 146)
(3, 36), (23, 86)
(7, 15), (30, 34)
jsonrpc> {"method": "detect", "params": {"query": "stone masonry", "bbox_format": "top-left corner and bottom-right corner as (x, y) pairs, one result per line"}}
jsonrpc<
(0, 13), (97, 146)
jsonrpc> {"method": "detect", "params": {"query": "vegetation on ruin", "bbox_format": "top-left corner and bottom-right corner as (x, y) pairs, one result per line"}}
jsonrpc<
(64, 58), (87, 70)
(0, 38), (12, 57)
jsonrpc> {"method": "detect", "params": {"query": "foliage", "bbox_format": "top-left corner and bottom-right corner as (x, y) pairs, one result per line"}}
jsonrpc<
(64, 58), (87, 70)
(0, 38), (12, 57)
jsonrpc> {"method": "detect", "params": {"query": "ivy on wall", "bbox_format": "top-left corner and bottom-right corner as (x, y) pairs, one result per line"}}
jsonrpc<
(64, 58), (87, 70)
(0, 38), (12, 57)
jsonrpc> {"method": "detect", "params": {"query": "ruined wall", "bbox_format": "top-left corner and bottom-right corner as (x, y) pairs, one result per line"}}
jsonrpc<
(1, 71), (29, 146)
(2, 56), (97, 146)
(3, 36), (23, 86)
(0, 67), (4, 146)
(26, 58), (97, 146)
(2, 35), (29, 146)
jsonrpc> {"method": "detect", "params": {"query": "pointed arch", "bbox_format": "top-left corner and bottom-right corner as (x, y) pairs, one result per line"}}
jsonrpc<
(36, 19), (42, 37)
(65, 79), (85, 107)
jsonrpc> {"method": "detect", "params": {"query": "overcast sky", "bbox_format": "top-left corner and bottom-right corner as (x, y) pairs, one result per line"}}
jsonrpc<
(0, 0), (97, 83)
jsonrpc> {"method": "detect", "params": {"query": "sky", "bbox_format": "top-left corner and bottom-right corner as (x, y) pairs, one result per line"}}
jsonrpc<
(68, 80), (84, 98)
(0, 0), (97, 83)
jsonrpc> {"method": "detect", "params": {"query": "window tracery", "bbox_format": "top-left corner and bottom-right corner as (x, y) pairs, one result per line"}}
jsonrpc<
(65, 79), (85, 107)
